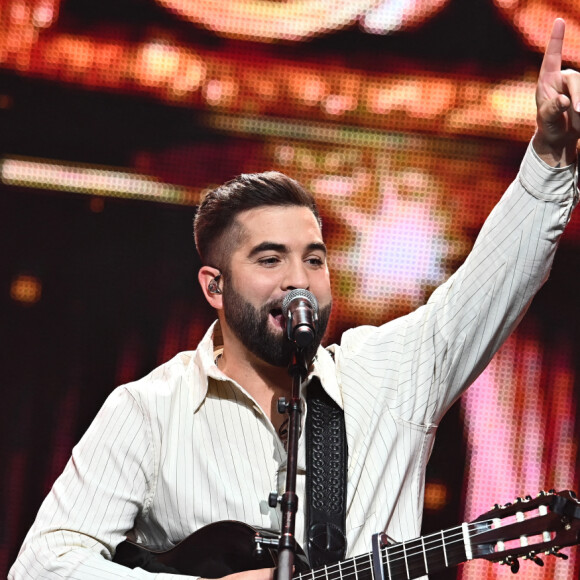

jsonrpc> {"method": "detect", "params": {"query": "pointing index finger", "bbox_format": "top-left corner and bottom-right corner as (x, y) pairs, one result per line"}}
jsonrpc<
(540, 18), (565, 76)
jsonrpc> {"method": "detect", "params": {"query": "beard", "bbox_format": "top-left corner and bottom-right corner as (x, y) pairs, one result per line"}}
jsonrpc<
(222, 283), (331, 368)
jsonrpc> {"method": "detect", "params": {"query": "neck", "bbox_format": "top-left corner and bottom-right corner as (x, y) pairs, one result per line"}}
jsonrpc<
(217, 323), (293, 429)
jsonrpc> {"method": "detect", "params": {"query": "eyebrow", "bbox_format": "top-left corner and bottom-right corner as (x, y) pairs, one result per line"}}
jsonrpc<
(306, 242), (328, 255)
(247, 241), (327, 258)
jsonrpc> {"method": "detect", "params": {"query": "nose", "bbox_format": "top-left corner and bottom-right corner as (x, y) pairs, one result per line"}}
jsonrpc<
(282, 259), (310, 291)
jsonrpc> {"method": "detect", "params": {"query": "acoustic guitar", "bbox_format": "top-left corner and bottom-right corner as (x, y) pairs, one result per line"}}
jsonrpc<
(114, 490), (580, 578)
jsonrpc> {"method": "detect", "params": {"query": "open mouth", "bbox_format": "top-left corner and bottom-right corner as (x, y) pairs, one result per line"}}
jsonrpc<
(269, 307), (285, 329)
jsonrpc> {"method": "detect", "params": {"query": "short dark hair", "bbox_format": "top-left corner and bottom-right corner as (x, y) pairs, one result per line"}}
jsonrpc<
(194, 171), (321, 269)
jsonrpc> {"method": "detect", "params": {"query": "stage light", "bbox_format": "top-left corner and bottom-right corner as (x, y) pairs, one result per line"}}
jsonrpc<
(0, 157), (199, 205)
(10, 274), (42, 305)
(424, 481), (449, 511)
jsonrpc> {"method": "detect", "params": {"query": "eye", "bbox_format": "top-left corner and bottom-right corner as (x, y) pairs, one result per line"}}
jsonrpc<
(257, 256), (281, 267)
(306, 256), (325, 267)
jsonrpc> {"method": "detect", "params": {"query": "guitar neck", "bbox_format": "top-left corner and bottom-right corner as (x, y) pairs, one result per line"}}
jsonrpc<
(297, 524), (476, 580)
(381, 526), (471, 580)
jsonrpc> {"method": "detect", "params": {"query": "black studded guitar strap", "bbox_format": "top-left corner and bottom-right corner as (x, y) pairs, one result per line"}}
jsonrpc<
(305, 377), (348, 568)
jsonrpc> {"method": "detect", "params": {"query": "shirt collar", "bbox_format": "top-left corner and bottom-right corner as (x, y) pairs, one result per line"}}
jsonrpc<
(189, 320), (222, 412)
(308, 345), (343, 409)
(188, 320), (343, 411)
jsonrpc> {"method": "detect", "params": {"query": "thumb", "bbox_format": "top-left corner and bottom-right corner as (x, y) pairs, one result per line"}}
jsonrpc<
(540, 93), (571, 122)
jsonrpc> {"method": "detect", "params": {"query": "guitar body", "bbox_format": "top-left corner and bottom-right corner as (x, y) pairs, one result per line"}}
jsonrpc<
(114, 521), (310, 577)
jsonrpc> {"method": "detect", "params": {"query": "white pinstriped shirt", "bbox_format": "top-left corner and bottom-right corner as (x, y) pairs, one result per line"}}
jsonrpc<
(10, 142), (578, 579)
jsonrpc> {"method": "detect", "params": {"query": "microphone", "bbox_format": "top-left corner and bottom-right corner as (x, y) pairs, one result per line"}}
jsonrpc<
(282, 289), (319, 348)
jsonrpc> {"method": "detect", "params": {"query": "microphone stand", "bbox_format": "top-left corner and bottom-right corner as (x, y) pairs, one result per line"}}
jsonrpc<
(274, 345), (309, 580)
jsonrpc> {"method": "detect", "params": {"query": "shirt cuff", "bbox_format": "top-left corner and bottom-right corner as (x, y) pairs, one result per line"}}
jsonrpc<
(519, 139), (578, 203)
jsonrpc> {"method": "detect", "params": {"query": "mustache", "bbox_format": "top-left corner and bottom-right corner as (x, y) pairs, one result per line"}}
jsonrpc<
(265, 299), (284, 311)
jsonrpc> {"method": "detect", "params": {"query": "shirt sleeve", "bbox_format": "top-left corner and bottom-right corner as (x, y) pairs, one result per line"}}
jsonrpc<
(8, 386), (194, 579)
(335, 140), (578, 426)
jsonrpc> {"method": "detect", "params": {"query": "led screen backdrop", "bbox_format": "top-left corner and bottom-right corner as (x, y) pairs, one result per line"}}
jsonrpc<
(1, 1), (579, 579)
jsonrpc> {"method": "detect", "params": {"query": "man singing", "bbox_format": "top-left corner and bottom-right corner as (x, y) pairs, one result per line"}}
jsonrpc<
(10, 18), (580, 580)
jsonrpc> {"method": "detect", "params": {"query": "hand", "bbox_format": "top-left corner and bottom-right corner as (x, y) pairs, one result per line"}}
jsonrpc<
(202, 568), (275, 580)
(533, 18), (580, 166)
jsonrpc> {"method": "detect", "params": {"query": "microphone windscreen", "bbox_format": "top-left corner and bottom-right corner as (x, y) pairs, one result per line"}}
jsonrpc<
(282, 289), (319, 317)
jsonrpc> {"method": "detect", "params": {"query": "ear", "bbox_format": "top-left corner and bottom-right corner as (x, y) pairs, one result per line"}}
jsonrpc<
(198, 266), (223, 310)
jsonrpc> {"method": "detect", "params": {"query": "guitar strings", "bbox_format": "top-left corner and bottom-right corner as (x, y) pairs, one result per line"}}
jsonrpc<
(293, 518), (540, 580)
(377, 516), (551, 567)
(294, 524), (471, 580)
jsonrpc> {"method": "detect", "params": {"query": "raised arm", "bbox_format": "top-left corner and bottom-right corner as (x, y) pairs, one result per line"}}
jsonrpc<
(533, 18), (580, 166)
